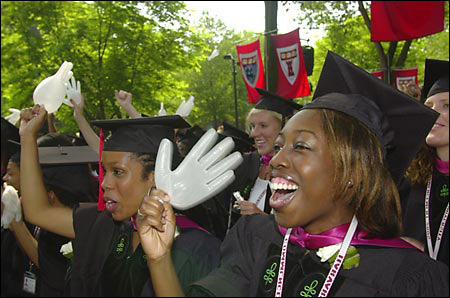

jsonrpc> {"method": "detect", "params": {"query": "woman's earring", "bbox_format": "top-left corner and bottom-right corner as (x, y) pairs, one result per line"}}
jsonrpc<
(347, 179), (354, 188)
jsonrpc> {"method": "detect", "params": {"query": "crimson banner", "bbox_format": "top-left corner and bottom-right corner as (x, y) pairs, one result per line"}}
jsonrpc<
(371, 1), (444, 42)
(371, 70), (385, 81)
(272, 28), (311, 99)
(236, 40), (265, 104)
(393, 68), (418, 89)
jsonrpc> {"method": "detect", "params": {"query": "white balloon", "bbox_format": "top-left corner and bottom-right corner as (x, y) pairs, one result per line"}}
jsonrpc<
(155, 128), (243, 210)
(33, 61), (73, 113)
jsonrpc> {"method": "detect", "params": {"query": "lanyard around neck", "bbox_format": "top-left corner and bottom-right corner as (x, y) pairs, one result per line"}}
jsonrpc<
(275, 216), (358, 297)
(425, 177), (449, 260)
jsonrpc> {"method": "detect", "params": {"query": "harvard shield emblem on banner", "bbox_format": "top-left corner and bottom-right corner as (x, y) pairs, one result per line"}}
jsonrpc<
(276, 44), (300, 86)
(239, 51), (260, 88)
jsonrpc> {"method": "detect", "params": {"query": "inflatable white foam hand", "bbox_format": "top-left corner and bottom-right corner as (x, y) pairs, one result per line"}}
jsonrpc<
(181, 96), (194, 117)
(175, 100), (186, 116)
(63, 76), (82, 107)
(155, 128), (243, 210)
(5, 108), (21, 126)
(33, 61), (73, 113)
(1, 184), (22, 229)
(175, 96), (195, 117)
(207, 48), (220, 61)
(158, 102), (167, 116)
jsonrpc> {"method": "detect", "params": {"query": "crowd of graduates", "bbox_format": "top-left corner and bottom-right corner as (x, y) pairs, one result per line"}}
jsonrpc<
(1, 51), (448, 297)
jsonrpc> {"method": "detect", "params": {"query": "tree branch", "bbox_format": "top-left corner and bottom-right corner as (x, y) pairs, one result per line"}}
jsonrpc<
(358, 1), (388, 76)
(130, 31), (144, 90)
(395, 40), (412, 67)
(387, 42), (397, 65)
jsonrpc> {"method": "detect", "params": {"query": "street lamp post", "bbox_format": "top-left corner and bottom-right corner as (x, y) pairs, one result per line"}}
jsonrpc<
(224, 54), (239, 128)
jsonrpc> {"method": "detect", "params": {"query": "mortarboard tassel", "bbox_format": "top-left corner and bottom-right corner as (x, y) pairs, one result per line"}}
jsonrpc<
(98, 128), (105, 211)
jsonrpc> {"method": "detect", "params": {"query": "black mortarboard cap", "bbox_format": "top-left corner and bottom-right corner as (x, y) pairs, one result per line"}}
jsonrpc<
(1, 117), (20, 159)
(255, 89), (303, 118)
(91, 115), (191, 154)
(177, 125), (205, 144)
(306, 51), (439, 184)
(38, 146), (99, 165)
(37, 146), (98, 203)
(219, 121), (255, 153)
(421, 59), (449, 102)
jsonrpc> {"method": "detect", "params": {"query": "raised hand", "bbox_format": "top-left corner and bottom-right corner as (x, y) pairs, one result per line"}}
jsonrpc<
(398, 81), (421, 100)
(136, 188), (176, 261)
(33, 61), (73, 113)
(234, 200), (267, 215)
(65, 77), (85, 118)
(19, 105), (48, 138)
(115, 90), (133, 109)
(155, 128), (243, 210)
(115, 90), (142, 118)
(64, 76), (82, 107)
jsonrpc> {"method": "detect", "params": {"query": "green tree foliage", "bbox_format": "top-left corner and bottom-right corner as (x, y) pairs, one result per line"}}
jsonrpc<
(182, 13), (259, 130)
(283, 1), (449, 94)
(1, 1), (201, 133)
(4, 1), (447, 134)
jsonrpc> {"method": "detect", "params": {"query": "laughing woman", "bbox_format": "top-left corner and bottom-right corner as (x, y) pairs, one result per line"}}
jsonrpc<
(403, 59), (449, 267)
(19, 108), (222, 297)
(138, 52), (449, 297)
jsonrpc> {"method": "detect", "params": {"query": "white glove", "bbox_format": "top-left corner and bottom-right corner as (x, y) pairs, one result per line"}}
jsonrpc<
(33, 61), (73, 113)
(5, 108), (21, 126)
(155, 128), (243, 210)
(63, 75), (82, 107)
(1, 183), (22, 229)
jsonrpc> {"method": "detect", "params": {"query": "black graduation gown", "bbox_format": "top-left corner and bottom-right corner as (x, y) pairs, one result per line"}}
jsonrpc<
(231, 152), (273, 214)
(402, 170), (449, 267)
(1, 225), (40, 297)
(189, 214), (449, 297)
(70, 203), (221, 297)
(37, 229), (71, 296)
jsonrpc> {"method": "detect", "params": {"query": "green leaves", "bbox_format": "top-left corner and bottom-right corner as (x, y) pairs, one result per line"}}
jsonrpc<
(1, 1), (197, 132)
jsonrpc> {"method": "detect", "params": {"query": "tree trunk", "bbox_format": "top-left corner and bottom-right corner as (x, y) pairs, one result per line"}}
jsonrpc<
(395, 40), (412, 67)
(264, 1), (278, 93)
(358, 1), (388, 74)
(358, 1), (390, 84)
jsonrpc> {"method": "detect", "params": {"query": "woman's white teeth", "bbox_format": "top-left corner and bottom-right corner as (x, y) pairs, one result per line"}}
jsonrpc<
(270, 182), (298, 191)
(106, 200), (116, 206)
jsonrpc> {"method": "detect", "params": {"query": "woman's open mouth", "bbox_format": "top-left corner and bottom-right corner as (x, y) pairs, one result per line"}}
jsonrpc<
(104, 197), (119, 213)
(269, 177), (298, 209)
